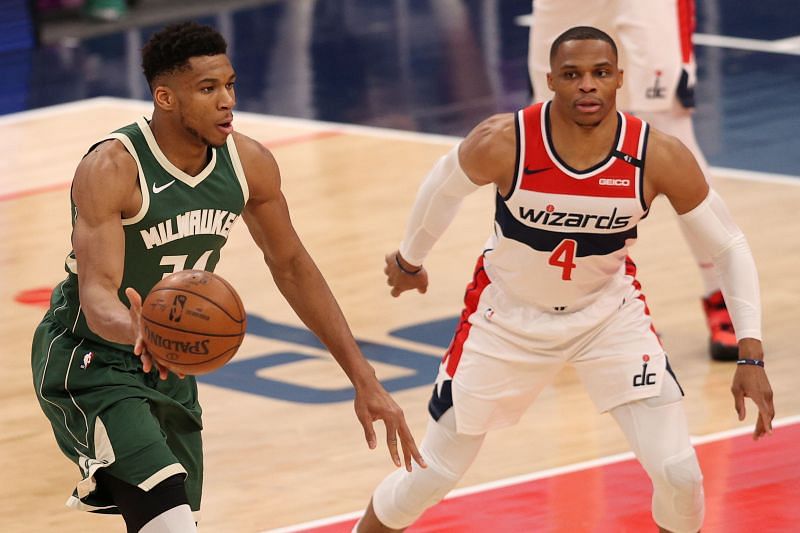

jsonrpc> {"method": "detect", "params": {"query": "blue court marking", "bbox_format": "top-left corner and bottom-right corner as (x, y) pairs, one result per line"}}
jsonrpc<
(199, 313), (451, 403)
(388, 316), (459, 349)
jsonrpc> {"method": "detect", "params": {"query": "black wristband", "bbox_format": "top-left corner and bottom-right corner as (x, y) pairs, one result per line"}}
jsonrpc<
(736, 358), (765, 368)
(395, 253), (421, 276)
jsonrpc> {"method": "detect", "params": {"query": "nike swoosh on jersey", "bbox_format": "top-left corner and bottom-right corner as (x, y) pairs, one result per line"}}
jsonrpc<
(152, 179), (176, 194)
(523, 166), (551, 175)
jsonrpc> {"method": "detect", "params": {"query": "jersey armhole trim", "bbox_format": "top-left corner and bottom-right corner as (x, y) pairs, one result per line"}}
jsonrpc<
(501, 109), (525, 202)
(226, 135), (250, 205)
(637, 121), (650, 212)
(105, 133), (150, 226)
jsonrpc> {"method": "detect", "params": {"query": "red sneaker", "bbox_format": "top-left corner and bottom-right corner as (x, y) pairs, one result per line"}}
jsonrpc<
(702, 290), (738, 361)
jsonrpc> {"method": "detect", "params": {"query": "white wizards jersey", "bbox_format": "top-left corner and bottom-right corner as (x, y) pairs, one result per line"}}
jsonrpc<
(483, 101), (650, 312)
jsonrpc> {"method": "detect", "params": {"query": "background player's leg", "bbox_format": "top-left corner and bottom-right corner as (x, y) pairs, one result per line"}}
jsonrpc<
(609, 377), (704, 533)
(528, 0), (611, 102)
(618, 0), (736, 360)
(357, 410), (485, 532)
(637, 100), (716, 286)
(638, 102), (737, 361)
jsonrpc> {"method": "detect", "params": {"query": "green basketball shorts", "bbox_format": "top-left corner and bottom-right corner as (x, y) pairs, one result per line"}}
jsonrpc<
(31, 312), (204, 515)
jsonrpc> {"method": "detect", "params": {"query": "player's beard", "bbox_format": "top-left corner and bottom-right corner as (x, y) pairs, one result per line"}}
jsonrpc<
(182, 115), (224, 148)
(575, 117), (603, 128)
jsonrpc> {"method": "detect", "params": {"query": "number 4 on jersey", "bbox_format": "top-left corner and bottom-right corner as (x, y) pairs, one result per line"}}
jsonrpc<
(548, 239), (577, 280)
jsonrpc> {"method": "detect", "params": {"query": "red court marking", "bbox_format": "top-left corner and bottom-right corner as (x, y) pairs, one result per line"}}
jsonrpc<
(14, 287), (54, 307)
(0, 130), (342, 203)
(300, 422), (799, 532)
(0, 182), (72, 202)
(261, 130), (343, 148)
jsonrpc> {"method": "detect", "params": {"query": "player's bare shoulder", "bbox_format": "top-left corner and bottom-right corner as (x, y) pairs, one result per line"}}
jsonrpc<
(459, 113), (516, 188)
(230, 131), (281, 201)
(643, 127), (709, 212)
(72, 139), (140, 213)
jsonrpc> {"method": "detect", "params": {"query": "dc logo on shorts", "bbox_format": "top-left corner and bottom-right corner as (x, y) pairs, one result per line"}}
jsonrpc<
(646, 70), (666, 99)
(632, 354), (656, 387)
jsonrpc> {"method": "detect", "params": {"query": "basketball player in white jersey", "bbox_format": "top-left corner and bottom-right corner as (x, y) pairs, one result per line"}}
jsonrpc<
(528, 0), (738, 361)
(356, 26), (774, 533)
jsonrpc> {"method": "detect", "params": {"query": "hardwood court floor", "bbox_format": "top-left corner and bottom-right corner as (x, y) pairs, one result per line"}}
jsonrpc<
(1, 99), (797, 532)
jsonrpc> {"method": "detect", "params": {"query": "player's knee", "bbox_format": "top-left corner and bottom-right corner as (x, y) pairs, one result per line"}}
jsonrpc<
(372, 460), (460, 530)
(96, 470), (191, 533)
(651, 448), (704, 533)
(372, 412), (483, 529)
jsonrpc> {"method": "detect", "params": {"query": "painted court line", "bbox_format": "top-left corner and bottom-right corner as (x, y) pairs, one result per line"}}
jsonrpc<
(265, 415), (800, 533)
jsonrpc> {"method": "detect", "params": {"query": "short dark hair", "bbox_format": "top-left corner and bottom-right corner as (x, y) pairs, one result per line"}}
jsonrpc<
(141, 22), (227, 88)
(549, 26), (617, 64)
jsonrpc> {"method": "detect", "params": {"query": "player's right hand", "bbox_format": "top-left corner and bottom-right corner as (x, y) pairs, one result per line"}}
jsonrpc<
(353, 375), (427, 472)
(384, 251), (429, 297)
(125, 287), (171, 380)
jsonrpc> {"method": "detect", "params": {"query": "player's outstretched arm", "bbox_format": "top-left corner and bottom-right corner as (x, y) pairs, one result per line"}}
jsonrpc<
(71, 141), (171, 379)
(386, 113), (515, 297)
(235, 133), (425, 470)
(71, 141), (139, 344)
(647, 130), (774, 438)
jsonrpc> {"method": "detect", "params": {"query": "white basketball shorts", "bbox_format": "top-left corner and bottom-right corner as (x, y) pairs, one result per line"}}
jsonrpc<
(428, 256), (677, 435)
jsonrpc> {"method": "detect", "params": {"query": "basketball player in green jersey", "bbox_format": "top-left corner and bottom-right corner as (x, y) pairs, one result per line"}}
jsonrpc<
(31, 22), (425, 533)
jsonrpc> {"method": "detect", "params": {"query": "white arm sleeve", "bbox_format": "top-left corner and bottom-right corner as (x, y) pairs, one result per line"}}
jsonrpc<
(678, 189), (762, 340)
(398, 144), (481, 265)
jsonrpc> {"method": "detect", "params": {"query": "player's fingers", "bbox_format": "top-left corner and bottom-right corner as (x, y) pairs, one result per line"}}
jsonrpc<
(732, 388), (745, 421)
(753, 397), (774, 436)
(753, 415), (766, 440)
(385, 424), (401, 468)
(359, 415), (377, 449)
(125, 287), (142, 311)
(398, 423), (426, 471)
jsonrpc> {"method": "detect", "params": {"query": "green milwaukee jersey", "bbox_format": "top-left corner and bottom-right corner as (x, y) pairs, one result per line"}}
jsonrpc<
(49, 117), (249, 351)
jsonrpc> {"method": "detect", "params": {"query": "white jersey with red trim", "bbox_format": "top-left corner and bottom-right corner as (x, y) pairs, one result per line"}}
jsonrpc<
(483, 101), (650, 312)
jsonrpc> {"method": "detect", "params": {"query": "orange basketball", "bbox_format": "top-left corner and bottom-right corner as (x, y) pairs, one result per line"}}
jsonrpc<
(141, 270), (246, 375)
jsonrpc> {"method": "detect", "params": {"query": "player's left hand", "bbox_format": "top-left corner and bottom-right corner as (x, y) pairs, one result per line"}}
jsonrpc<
(730, 339), (774, 440)
(125, 287), (183, 381)
(353, 377), (427, 472)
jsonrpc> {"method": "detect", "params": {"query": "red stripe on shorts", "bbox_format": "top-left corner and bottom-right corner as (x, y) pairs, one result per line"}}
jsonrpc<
(443, 255), (491, 377)
(677, 0), (696, 64)
(625, 255), (661, 344)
